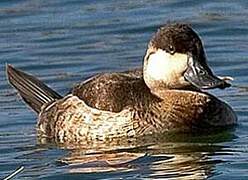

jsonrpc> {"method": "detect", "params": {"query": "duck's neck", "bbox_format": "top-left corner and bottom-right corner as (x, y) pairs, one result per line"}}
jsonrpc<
(143, 67), (201, 98)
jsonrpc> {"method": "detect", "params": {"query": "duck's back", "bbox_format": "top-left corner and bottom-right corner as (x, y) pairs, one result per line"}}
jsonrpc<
(71, 69), (160, 112)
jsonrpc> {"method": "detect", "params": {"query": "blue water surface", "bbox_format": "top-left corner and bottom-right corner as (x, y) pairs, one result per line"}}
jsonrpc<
(0, 0), (247, 179)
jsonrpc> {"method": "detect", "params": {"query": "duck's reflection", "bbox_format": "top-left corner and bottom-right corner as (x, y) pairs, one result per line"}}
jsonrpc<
(38, 130), (235, 179)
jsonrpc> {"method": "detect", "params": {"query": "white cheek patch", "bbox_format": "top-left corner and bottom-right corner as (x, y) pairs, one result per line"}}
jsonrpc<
(146, 49), (188, 82)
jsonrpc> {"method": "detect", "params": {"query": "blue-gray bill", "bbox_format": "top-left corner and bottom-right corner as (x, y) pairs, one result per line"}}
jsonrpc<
(184, 57), (231, 90)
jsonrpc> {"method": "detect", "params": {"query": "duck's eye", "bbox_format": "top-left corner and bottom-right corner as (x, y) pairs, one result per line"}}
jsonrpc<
(168, 45), (175, 54)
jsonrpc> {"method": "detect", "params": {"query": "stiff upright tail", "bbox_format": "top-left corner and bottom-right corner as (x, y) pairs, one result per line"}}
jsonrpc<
(6, 65), (62, 113)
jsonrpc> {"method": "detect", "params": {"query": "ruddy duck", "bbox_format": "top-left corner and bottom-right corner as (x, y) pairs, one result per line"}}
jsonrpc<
(7, 23), (237, 143)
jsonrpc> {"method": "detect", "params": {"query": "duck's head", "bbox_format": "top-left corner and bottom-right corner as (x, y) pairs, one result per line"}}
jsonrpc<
(143, 23), (231, 92)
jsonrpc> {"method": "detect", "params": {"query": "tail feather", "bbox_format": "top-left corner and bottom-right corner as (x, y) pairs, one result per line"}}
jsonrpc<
(6, 65), (62, 113)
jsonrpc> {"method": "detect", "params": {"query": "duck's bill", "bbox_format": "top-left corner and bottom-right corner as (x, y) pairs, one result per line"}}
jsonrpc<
(184, 56), (231, 89)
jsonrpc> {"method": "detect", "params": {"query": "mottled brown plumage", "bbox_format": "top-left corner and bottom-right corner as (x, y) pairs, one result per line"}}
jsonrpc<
(6, 23), (237, 143)
(71, 70), (153, 112)
(37, 90), (235, 143)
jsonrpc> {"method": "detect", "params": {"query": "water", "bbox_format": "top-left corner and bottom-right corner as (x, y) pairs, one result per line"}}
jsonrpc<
(0, 0), (247, 179)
